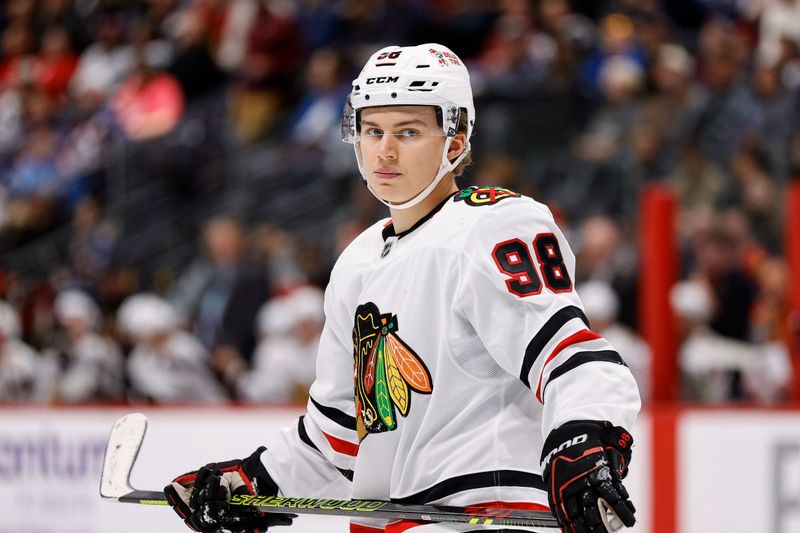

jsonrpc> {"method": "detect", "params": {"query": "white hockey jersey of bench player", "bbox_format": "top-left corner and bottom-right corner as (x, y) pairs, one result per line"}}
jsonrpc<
(261, 186), (641, 531)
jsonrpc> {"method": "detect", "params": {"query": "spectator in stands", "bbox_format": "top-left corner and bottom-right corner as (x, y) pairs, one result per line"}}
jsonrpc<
(572, 53), (646, 215)
(69, 13), (134, 100)
(7, 126), (59, 199)
(669, 144), (726, 219)
(168, 216), (269, 391)
(673, 278), (731, 402)
(0, 20), (34, 88)
(691, 17), (758, 169)
(672, 279), (791, 403)
(626, 2), (671, 60)
(288, 47), (352, 175)
(2, 0), (35, 29)
(475, 0), (548, 97)
(238, 285), (324, 403)
(167, 7), (227, 102)
(35, 25), (77, 104)
(754, 0), (800, 68)
(537, 0), (594, 50)
(574, 215), (639, 330)
(748, 60), (796, 183)
(127, 17), (174, 72)
(690, 215), (759, 344)
(51, 289), (124, 403)
(112, 52), (184, 141)
(295, 0), (348, 51)
(1, 125), (61, 247)
(574, 215), (623, 282)
(229, 2), (304, 142)
(0, 78), (24, 163)
(119, 293), (227, 403)
(577, 55), (645, 165)
(750, 255), (794, 403)
(0, 300), (38, 403)
(32, 0), (84, 51)
(67, 195), (118, 291)
(639, 43), (698, 176)
(620, 43), (698, 189)
(221, 45), (354, 212)
(578, 12), (647, 100)
(55, 93), (113, 208)
(730, 147), (783, 251)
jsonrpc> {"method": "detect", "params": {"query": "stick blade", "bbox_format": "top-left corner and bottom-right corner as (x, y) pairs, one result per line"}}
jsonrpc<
(598, 498), (625, 532)
(100, 413), (148, 500)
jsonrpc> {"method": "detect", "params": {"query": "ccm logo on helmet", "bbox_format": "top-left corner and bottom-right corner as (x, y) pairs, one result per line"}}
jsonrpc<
(366, 76), (399, 84)
(541, 434), (588, 468)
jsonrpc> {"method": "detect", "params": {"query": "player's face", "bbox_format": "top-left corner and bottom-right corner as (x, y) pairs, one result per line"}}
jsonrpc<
(358, 106), (448, 204)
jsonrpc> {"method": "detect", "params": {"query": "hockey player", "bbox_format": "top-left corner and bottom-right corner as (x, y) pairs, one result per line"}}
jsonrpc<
(53, 289), (125, 403)
(119, 294), (228, 404)
(165, 43), (640, 533)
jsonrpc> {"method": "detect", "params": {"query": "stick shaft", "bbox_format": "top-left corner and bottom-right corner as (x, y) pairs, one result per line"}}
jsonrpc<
(115, 489), (558, 528)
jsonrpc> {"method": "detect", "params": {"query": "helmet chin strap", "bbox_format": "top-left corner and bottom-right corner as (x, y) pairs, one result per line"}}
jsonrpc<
(356, 137), (470, 211)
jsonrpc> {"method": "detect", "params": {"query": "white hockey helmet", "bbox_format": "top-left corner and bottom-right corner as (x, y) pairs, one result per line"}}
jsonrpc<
(54, 289), (101, 329)
(342, 43), (475, 209)
(117, 293), (179, 339)
(670, 280), (714, 324)
(287, 286), (325, 324)
(577, 281), (619, 324)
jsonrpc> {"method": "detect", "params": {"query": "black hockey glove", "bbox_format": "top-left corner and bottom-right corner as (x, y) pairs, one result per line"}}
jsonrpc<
(541, 421), (636, 533)
(164, 446), (295, 532)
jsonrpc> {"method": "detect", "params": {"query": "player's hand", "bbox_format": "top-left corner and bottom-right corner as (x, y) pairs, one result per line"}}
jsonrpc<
(541, 421), (636, 533)
(164, 446), (295, 532)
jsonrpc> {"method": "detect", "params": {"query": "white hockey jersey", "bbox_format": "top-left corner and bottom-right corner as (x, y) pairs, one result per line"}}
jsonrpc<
(262, 187), (641, 530)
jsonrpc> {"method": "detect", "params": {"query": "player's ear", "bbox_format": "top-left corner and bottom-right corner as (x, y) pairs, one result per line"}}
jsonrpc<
(447, 133), (467, 162)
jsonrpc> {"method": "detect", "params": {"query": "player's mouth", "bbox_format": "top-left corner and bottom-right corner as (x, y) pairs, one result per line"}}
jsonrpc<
(374, 168), (401, 180)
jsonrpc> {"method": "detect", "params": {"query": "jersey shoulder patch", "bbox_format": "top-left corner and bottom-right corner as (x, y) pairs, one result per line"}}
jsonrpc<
(453, 185), (521, 207)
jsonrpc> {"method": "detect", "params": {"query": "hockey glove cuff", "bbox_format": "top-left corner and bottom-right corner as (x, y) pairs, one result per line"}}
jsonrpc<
(541, 420), (635, 533)
(164, 446), (295, 532)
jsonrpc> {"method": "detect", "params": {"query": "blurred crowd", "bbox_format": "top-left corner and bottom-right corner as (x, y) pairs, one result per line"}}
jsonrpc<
(1, 0), (799, 406)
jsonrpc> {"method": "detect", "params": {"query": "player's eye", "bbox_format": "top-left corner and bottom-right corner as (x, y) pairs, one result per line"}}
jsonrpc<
(363, 128), (383, 137)
(400, 129), (421, 138)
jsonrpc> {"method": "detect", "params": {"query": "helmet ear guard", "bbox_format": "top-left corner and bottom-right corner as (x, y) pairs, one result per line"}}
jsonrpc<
(341, 95), (356, 144)
(442, 105), (460, 138)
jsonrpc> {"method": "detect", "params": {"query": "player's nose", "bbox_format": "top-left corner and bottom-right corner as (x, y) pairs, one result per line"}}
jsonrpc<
(376, 134), (398, 159)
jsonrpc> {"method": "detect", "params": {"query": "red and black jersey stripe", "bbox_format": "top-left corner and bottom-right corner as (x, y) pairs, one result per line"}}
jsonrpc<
(296, 416), (354, 481)
(519, 305), (590, 388)
(541, 350), (627, 398)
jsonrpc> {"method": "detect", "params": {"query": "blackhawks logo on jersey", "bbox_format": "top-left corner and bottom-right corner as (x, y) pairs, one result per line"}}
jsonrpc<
(353, 303), (432, 440)
(454, 186), (520, 206)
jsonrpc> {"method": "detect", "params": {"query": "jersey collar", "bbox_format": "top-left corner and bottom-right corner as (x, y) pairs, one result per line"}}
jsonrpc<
(381, 191), (457, 241)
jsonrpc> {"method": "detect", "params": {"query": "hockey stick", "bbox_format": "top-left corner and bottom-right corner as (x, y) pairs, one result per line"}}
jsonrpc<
(100, 413), (560, 529)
